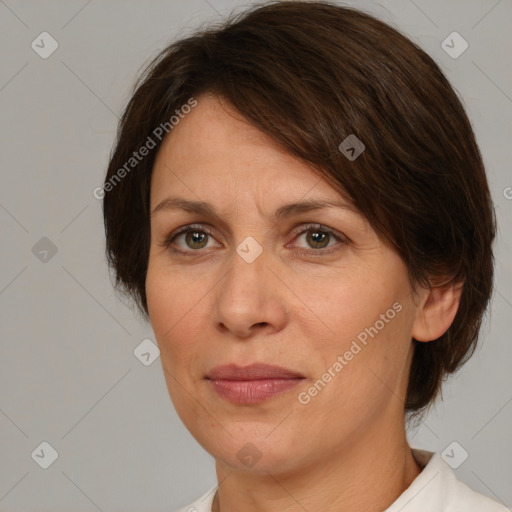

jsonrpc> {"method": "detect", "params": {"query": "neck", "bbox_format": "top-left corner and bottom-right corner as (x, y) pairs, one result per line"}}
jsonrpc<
(212, 417), (421, 512)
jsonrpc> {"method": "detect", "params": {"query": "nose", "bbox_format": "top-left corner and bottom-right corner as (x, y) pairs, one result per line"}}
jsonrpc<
(213, 243), (288, 339)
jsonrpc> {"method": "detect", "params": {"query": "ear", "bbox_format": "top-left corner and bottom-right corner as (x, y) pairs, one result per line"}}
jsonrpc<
(411, 278), (464, 343)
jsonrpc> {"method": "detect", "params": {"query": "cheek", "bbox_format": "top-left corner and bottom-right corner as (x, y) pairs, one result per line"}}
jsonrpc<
(145, 263), (191, 352)
(145, 263), (207, 418)
(145, 264), (173, 336)
(145, 261), (211, 369)
(146, 253), (193, 332)
(336, 299), (414, 406)
(292, 262), (407, 350)
(294, 259), (414, 396)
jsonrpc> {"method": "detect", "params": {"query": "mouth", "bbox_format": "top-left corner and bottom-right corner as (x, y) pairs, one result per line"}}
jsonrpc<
(205, 363), (305, 404)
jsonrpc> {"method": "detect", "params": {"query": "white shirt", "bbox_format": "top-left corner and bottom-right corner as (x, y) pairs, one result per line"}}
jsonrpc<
(176, 448), (509, 511)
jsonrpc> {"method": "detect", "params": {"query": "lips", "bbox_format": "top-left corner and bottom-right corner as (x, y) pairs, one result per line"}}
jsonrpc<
(206, 363), (305, 380)
(206, 363), (305, 404)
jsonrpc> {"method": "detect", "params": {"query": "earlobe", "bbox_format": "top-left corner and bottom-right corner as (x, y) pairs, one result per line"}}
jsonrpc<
(411, 279), (464, 343)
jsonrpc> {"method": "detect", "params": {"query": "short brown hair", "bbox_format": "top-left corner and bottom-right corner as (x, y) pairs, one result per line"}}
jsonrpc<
(102, 0), (496, 415)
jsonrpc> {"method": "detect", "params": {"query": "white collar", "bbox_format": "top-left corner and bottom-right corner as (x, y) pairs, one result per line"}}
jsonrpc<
(177, 448), (508, 511)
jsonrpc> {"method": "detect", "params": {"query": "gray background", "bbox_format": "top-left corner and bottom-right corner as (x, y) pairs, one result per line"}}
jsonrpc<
(0, 0), (511, 510)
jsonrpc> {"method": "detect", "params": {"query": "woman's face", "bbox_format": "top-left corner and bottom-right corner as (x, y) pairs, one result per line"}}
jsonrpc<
(146, 93), (426, 473)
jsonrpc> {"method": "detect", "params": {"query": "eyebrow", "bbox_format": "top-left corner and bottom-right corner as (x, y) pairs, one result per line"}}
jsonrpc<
(151, 196), (358, 220)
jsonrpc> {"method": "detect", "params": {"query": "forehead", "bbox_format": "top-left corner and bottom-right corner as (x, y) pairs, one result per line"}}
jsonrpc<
(150, 93), (348, 207)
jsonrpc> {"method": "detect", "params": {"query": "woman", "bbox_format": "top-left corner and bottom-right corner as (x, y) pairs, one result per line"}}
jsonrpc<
(102, 1), (508, 510)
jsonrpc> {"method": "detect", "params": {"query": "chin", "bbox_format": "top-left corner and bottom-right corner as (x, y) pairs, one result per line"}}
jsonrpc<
(202, 428), (306, 475)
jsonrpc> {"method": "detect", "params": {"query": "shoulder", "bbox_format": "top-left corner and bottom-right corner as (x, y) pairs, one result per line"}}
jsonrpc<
(444, 470), (509, 512)
(385, 448), (510, 512)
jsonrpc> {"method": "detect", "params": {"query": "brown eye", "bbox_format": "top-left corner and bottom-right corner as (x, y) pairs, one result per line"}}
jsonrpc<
(160, 222), (346, 258)
(161, 224), (217, 255)
(304, 229), (331, 249)
(182, 230), (210, 250)
(290, 223), (347, 257)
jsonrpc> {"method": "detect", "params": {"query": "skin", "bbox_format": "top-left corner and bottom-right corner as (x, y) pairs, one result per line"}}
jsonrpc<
(146, 92), (462, 512)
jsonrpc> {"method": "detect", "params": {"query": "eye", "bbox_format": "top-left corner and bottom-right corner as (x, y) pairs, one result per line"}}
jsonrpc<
(159, 223), (347, 257)
(288, 223), (346, 257)
(160, 224), (218, 255)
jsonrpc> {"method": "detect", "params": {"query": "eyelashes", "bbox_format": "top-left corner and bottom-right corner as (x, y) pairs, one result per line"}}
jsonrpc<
(159, 223), (347, 258)
(161, 224), (216, 254)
